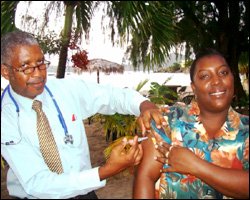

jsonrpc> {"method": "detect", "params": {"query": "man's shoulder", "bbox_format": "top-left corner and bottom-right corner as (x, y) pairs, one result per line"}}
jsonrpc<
(45, 77), (98, 95)
(46, 77), (83, 87)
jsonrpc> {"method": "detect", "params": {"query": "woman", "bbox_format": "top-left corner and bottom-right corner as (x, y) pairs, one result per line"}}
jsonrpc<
(133, 48), (249, 199)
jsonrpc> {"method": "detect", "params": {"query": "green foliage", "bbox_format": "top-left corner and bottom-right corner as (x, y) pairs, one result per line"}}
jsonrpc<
(1, 157), (5, 169)
(239, 95), (249, 108)
(103, 77), (179, 160)
(184, 59), (193, 68)
(1, 1), (19, 35)
(232, 94), (249, 108)
(164, 62), (181, 73)
(100, 79), (149, 142)
(99, 78), (179, 142)
(103, 135), (134, 159)
(102, 113), (137, 141)
(135, 79), (149, 92)
(148, 78), (178, 105)
(106, 1), (176, 71)
(238, 52), (249, 75)
(231, 94), (249, 115)
(35, 31), (62, 55)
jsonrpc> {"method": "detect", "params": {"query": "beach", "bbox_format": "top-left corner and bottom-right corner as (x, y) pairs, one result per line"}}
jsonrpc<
(1, 71), (191, 91)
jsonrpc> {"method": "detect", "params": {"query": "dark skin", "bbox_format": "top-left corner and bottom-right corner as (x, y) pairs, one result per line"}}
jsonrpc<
(1, 44), (166, 181)
(133, 134), (163, 199)
(1, 45), (47, 99)
(133, 55), (249, 199)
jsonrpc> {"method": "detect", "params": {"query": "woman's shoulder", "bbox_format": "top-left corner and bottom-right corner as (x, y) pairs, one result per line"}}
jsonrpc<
(229, 107), (249, 126)
(163, 101), (197, 120)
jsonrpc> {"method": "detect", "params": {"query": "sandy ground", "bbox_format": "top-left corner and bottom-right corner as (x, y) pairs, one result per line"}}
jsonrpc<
(1, 120), (134, 199)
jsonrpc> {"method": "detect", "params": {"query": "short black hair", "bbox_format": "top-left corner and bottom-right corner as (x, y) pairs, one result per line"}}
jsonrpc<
(190, 48), (228, 82)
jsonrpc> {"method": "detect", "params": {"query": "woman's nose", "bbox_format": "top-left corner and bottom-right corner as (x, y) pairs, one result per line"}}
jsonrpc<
(210, 75), (221, 85)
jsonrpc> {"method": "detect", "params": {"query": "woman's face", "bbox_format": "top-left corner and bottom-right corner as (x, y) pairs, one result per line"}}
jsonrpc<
(2, 44), (47, 99)
(191, 55), (234, 113)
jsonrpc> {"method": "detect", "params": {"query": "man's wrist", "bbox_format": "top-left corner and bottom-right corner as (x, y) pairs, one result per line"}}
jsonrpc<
(98, 162), (116, 181)
(99, 164), (109, 181)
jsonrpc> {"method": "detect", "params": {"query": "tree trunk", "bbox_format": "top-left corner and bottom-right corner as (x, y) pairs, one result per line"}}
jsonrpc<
(56, 3), (76, 78)
(97, 69), (100, 83)
(216, 0), (247, 104)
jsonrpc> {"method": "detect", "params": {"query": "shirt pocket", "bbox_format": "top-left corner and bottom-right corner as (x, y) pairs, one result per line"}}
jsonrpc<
(66, 117), (84, 147)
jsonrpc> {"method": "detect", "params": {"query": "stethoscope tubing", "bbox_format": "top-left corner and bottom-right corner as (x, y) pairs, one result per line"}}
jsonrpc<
(1, 84), (70, 145)
(44, 85), (68, 134)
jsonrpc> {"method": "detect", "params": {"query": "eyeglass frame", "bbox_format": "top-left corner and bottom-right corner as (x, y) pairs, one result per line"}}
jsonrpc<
(4, 60), (51, 75)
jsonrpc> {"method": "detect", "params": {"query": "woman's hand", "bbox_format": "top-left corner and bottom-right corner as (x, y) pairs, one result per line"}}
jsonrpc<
(99, 136), (143, 180)
(154, 141), (199, 174)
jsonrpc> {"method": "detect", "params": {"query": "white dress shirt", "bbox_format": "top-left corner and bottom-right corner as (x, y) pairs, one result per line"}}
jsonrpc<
(1, 77), (147, 199)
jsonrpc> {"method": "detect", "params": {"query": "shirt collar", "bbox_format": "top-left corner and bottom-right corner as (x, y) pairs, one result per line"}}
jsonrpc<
(9, 85), (50, 111)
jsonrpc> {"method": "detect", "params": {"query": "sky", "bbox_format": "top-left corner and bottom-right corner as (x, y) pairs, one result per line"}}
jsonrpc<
(15, 1), (127, 66)
(2, 2), (193, 92)
(15, 1), (187, 71)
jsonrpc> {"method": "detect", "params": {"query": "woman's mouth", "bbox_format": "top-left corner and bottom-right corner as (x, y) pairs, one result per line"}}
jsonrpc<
(210, 91), (225, 96)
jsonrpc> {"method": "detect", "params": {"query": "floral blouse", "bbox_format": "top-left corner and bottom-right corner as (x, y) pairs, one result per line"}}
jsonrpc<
(152, 101), (249, 199)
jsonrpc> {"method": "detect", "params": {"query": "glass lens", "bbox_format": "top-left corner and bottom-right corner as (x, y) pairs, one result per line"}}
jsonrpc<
(23, 64), (47, 74)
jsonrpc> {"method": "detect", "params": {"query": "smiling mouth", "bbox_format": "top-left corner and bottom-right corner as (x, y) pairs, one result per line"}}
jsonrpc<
(210, 91), (226, 96)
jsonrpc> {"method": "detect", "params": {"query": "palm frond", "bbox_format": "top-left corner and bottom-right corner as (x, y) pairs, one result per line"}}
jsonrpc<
(135, 79), (149, 92)
(1, 1), (19, 35)
(103, 136), (134, 159)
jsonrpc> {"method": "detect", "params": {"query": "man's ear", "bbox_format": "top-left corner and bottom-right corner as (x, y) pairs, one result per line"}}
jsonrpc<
(1, 64), (10, 80)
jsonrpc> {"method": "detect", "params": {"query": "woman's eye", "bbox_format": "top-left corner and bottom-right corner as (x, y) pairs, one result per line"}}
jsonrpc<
(199, 74), (209, 80)
(219, 70), (228, 76)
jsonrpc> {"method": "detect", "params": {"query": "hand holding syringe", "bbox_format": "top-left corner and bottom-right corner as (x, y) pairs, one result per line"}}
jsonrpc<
(104, 136), (148, 159)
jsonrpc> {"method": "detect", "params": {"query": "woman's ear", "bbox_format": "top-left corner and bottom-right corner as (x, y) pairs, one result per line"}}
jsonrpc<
(191, 82), (196, 95)
(1, 64), (10, 80)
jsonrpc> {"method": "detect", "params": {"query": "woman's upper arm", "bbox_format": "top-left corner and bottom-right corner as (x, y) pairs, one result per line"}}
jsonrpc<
(133, 134), (163, 198)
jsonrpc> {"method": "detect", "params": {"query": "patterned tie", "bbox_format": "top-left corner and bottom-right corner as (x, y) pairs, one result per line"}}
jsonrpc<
(32, 100), (63, 174)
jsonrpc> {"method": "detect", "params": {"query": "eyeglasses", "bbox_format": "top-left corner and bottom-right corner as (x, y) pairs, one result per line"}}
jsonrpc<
(5, 60), (51, 75)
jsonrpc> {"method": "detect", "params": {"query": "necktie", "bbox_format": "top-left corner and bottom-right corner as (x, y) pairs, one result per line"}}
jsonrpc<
(32, 100), (63, 174)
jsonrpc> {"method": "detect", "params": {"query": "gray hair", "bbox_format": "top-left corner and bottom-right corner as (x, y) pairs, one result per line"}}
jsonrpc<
(1, 30), (39, 64)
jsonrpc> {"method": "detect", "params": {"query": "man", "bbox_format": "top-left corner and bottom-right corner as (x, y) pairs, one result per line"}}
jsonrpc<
(1, 30), (166, 199)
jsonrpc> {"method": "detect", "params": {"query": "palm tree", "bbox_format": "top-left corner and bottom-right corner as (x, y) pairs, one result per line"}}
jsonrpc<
(2, 1), (248, 103)
(173, 1), (249, 105)
(105, 1), (176, 71)
(1, 1), (183, 75)
(56, 1), (96, 78)
(106, 1), (249, 103)
(1, 1), (19, 35)
(1, 1), (97, 79)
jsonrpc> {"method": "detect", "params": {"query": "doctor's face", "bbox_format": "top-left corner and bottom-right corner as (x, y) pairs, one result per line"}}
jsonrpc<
(3, 44), (47, 99)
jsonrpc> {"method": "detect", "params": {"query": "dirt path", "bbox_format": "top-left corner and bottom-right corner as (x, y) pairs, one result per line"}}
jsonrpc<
(1, 121), (134, 199)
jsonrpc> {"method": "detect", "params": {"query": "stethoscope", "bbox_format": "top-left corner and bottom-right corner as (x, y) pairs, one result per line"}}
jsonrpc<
(1, 84), (74, 145)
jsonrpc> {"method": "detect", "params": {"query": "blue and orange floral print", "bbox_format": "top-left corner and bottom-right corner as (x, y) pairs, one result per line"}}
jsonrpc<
(152, 101), (249, 199)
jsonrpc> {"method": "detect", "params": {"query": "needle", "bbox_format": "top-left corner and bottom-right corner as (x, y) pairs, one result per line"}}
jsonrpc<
(137, 136), (148, 143)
